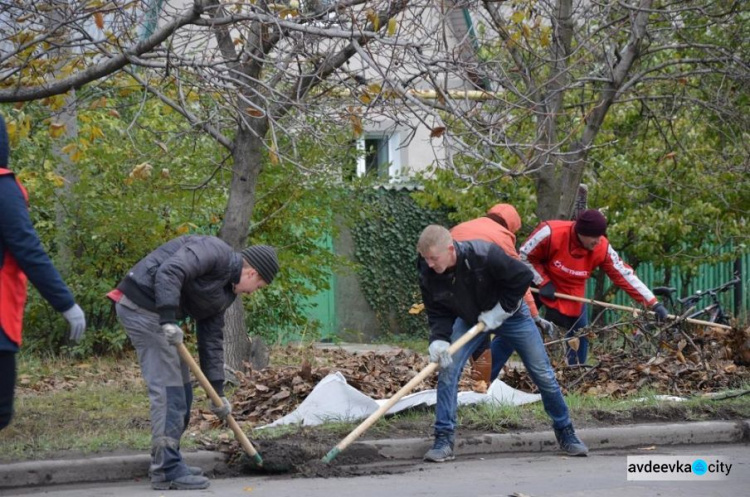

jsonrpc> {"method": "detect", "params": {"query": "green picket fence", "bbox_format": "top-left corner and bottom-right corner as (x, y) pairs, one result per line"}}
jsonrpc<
(587, 250), (749, 323)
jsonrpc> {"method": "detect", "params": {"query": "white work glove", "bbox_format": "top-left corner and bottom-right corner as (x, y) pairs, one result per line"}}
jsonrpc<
(534, 316), (555, 337)
(62, 304), (86, 342)
(161, 323), (184, 345)
(428, 340), (452, 369)
(478, 302), (514, 330)
(210, 396), (232, 421)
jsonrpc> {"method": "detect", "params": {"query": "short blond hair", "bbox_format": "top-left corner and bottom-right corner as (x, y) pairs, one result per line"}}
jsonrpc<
(417, 225), (453, 254)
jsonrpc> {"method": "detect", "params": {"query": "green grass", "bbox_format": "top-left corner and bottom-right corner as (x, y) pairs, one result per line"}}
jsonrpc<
(1, 352), (208, 462)
(457, 386), (750, 434)
(373, 334), (428, 354)
(253, 385), (750, 445)
(459, 400), (540, 431)
(0, 379), (234, 462)
(1, 382), (151, 462)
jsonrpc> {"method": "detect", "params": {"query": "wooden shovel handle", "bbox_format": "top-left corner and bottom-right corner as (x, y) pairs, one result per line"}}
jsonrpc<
(322, 322), (487, 463)
(175, 343), (261, 461)
(530, 288), (731, 330)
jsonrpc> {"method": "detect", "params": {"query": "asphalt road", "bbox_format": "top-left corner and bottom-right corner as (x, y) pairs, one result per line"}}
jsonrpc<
(2, 444), (748, 497)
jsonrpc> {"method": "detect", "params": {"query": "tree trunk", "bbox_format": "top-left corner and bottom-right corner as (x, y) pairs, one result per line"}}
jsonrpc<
(534, 0), (653, 221)
(532, 0), (573, 221)
(557, 142), (588, 219)
(221, 299), (253, 376)
(43, 1), (78, 276)
(53, 95), (78, 276)
(218, 120), (269, 372)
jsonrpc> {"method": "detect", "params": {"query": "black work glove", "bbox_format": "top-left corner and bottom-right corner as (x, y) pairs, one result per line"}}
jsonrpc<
(652, 302), (669, 323)
(539, 282), (557, 301)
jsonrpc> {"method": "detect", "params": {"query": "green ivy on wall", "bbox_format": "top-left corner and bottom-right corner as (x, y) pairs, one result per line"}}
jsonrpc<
(351, 188), (450, 337)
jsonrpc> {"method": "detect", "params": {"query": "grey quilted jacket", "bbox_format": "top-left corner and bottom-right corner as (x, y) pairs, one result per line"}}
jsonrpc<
(117, 235), (243, 385)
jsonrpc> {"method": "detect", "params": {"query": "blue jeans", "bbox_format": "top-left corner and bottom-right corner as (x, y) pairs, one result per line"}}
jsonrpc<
(490, 305), (589, 377)
(563, 308), (589, 365)
(544, 306), (589, 366)
(434, 304), (571, 437)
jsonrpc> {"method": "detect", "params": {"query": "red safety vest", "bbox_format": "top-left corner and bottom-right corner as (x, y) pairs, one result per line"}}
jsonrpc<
(0, 168), (29, 345)
(521, 220), (656, 317)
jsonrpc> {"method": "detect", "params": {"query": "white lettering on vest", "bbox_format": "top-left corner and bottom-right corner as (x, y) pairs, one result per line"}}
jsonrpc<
(553, 260), (589, 277)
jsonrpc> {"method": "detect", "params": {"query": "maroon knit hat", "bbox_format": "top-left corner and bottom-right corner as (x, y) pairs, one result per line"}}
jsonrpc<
(574, 209), (607, 237)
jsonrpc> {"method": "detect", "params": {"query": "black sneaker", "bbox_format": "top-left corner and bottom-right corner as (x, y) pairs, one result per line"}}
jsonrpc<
(554, 424), (589, 456)
(423, 433), (455, 462)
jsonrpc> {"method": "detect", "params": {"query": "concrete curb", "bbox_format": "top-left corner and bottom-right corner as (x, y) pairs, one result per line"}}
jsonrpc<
(0, 451), (224, 490)
(360, 420), (750, 460)
(0, 420), (747, 490)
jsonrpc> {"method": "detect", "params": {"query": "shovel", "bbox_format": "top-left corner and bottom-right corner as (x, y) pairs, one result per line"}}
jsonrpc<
(175, 343), (264, 468)
(322, 321), (487, 463)
(530, 288), (731, 330)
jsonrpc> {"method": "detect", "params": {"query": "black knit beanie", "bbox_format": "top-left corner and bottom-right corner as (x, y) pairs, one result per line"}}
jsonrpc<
(241, 245), (279, 284)
(574, 209), (607, 237)
(0, 114), (9, 167)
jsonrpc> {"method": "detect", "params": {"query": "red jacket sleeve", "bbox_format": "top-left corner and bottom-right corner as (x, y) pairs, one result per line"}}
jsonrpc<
(519, 223), (552, 286)
(600, 243), (657, 306)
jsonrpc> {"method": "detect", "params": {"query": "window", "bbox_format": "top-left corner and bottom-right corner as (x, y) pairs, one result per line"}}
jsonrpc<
(364, 137), (389, 178)
(355, 133), (401, 180)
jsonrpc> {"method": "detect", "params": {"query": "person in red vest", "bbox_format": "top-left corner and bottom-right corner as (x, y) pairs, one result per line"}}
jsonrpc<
(0, 113), (86, 431)
(451, 203), (554, 381)
(519, 209), (668, 365)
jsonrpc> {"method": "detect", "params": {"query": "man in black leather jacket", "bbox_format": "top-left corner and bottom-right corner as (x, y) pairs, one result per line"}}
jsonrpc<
(110, 235), (278, 490)
(417, 225), (587, 463)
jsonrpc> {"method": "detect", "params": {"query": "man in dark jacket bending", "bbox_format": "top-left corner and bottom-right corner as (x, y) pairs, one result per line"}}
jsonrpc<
(110, 235), (278, 490)
(417, 225), (587, 462)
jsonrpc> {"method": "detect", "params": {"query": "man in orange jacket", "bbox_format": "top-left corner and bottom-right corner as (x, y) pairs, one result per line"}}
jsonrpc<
(519, 209), (668, 365)
(451, 203), (554, 380)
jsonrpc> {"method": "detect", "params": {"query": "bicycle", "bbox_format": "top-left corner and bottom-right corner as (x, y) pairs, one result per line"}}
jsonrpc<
(652, 274), (741, 327)
(644, 275), (742, 363)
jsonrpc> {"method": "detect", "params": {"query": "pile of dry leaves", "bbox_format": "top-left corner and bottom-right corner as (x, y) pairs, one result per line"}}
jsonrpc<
(195, 325), (750, 428)
(503, 323), (750, 398)
(503, 351), (747, 398)
(215, 347), (475, 426)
